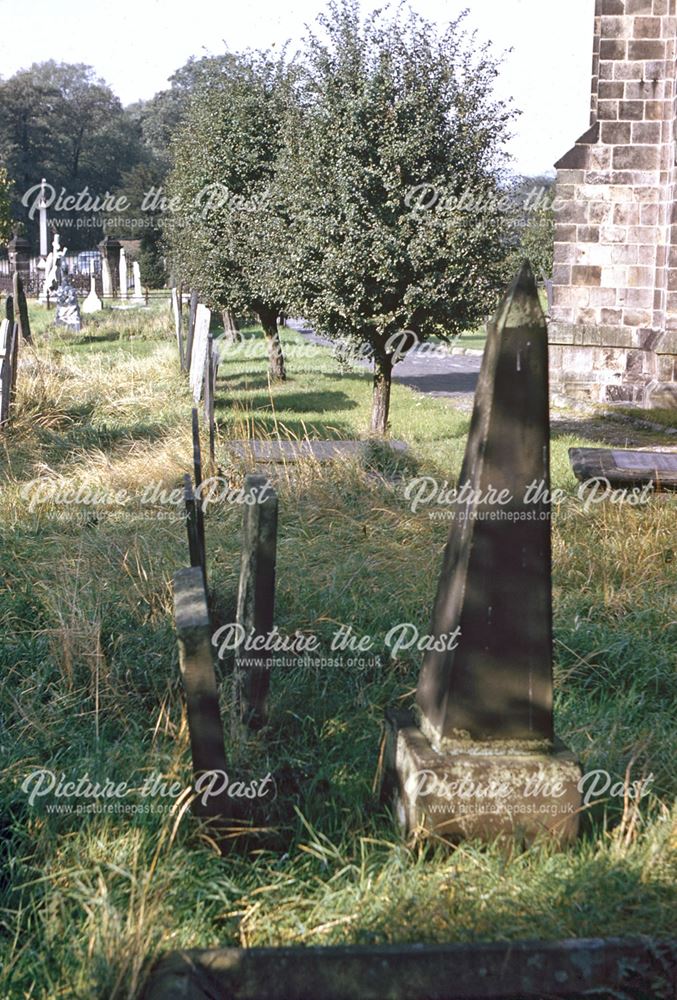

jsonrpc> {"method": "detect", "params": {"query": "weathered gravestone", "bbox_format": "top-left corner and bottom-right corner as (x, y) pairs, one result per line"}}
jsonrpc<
(0, 318), (15, 426)
(570, 447), (677, 491)
(12, 273), (32, 343)
(173, 566), (237, 822)
(382, 262), (582, 846)
(203, 333), (218, 465)
(119, 247), (128, 299)
(54, 266), (81, 332)
(171, 288), (185, 369)
(189, 304), (211, 403)
(234, 474), (278, 731)
(132, 261), (144, 301)
(186, 289), (199, 371)
(82, 274), (103, 314)
(101, 258), (113, 299)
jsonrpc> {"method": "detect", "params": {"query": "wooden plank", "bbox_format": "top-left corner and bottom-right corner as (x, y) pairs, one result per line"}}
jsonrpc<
(172, 567), (233, 821)
(142, 936), (677, 1000)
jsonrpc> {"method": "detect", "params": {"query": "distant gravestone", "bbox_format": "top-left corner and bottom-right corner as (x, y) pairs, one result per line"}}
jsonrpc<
(189, 304), (211, 403)
(82, 274), (103, 314)
(101, 258), (112, 298)
(132, 260), (143, 301)
(171, 288), (185, 370)
(54, 267), (81, 332)
(570, 447), (677, 490)
(235, 474), (278, 730)
(0, 319), (12, 425)
(12, 273), (32, 343)
(119, 247), (128, 298)
(204, 333), (218, 464)
(186, 289), (199, 370)
(382, 262), (581, 847)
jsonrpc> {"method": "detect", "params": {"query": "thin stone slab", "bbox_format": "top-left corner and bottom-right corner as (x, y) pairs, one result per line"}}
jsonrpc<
(13, 273), (32, 343)
(189, 304), (211, 403)
(570, 447), (677, 490)
(224, 439), (407, 464)
(0, 319), (12, 425)
(235, 474), (278, 730)
(173, 567), (233, 820)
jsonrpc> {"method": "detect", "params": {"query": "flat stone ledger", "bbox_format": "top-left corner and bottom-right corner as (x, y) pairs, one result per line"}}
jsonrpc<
(383, 710), (581, 847)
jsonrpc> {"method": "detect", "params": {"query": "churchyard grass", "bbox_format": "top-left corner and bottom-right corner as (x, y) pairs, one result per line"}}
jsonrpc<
(0, 302), (675, 998)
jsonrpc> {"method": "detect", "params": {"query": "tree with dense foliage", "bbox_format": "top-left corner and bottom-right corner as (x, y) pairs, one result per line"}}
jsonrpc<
(164, 53), (292, 379)
(0, 62), (144, 250)
(275, 1), (516, 433)
(0, 166), (14, 246)
(515, 177), (555, 282)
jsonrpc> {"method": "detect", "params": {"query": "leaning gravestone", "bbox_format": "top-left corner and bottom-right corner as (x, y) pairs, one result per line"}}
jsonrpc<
(0, 319), (13, 425)
(382, 261), (581, 846)
(173, 566), (236, 822)
(234, 474), (278, 730)
(189, 304), (211, 403)
(12, 273), (32, 343)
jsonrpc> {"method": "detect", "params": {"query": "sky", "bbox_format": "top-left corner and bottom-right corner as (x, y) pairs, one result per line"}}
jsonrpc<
(2, 0), (595, 177)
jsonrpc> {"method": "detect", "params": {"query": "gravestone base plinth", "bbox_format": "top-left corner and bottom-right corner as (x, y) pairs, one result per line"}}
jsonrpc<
(382, 710), (581, 848)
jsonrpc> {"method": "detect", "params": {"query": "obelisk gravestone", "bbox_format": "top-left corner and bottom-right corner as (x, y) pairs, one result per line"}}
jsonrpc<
(383, 262), (582, 846)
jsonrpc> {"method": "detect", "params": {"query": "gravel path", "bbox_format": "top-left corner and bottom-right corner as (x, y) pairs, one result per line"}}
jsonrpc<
(291, 323), (482, 408)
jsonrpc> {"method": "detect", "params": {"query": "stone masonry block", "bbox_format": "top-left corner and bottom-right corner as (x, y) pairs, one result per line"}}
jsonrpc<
(634, 15), (663, 34)
(627, 39), (667, 58)
(572, 265), (602, 286)
(601, 15), (634, 37)
(618, 100), (646, 119)
(600, 39), (627, 59)
(601, 121), (632, 142)
(628, 265), (654, 286)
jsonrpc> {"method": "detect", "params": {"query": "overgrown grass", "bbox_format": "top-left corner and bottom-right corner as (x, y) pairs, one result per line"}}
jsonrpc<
(0, 301), (675, 998)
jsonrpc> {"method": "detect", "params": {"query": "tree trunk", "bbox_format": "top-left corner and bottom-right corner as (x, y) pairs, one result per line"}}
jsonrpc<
(221, 309), (239, 344)
(371, 352), (393, 436)
(258, 307), (286, 381)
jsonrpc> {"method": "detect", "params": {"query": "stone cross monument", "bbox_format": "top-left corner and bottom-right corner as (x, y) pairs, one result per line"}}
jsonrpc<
(550, 0), (677, 408)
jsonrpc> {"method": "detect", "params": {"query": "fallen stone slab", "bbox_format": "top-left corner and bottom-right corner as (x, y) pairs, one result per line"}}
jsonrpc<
(142, 936), (677, 1000)
(570, 447), (677, 490)
(223, 439), (407, 464)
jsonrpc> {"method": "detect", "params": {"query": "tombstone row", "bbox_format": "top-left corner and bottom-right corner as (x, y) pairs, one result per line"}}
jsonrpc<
(171, 262), (584, 852)
(175, 411), (279, 831)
